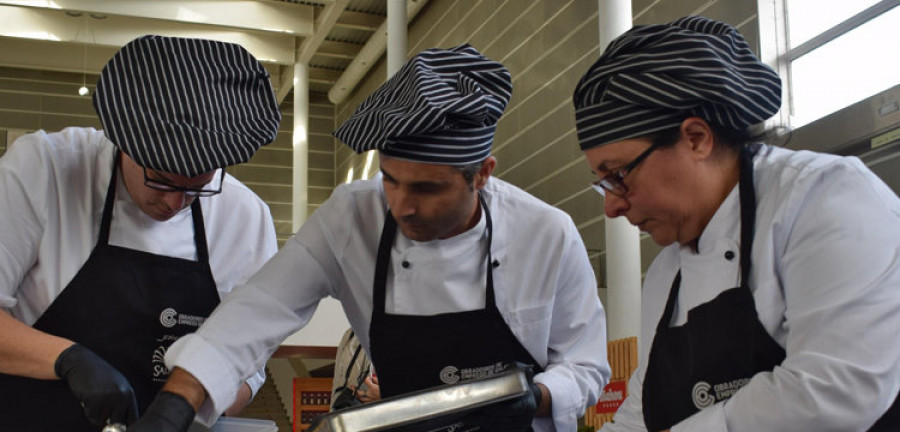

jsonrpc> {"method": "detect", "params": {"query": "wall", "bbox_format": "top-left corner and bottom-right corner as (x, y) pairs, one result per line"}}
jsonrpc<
(0, 0), (763, 312)
(334, 0), (760, 292)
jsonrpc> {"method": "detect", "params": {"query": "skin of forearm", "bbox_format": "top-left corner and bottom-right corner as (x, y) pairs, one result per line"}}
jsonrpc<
(224, 383), (253, 416)
(162, 367), (209, 412)
(0, 310), (74, 379)
(536, 383), (552, 417)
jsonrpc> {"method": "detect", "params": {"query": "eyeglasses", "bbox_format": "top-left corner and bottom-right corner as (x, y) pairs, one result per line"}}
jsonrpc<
(591, 143), (659, 197)
(143, 168), (225, 197)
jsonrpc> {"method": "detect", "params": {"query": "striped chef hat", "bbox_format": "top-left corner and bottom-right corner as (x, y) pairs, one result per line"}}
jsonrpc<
(93, 35), (281, 177)
(333, 44), (511, 165)
(573, 16), (781, 150)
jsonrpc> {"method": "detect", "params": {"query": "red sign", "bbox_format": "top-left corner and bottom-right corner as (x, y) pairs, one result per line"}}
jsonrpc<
(595, 380), (628, 414)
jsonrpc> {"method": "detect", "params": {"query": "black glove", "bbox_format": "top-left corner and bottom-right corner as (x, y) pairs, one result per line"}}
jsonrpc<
(128, 391), (196, 432)
(476, 382), (542, 432)
(55, 343), (138, 426)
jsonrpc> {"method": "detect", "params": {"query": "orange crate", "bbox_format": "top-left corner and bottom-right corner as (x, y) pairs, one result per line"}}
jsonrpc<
(292, 377), (333, 432)
(584, 337), (638, 430)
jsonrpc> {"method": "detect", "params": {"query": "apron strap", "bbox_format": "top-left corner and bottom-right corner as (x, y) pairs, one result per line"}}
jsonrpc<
(480, 192), (497, 308)
(372, 210), (397, 315)
(190, 199), (209, 264)
(97, 152), (121, 246)
(99, 150), (210, 263)
(657, 272), (682, 332)
(738, 144), (759, 289)
(372, 191), (496, 314)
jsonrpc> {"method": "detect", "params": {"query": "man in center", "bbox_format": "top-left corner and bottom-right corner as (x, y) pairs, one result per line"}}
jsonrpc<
(132, 44), (610, 432)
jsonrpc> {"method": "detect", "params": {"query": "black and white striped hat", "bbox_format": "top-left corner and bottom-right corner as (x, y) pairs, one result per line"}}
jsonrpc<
(333, 44), (511, 165)
(93, 35), (281, 177)
(573, 16), (782, 150)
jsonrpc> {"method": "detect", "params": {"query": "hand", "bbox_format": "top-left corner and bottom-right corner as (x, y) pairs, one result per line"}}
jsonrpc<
(477, 382), (542, 431)
(128, 391), (196, 431)
(54, 343), (138, 426)
(471, 363), (544, 432)
(356, 375), (381, 403)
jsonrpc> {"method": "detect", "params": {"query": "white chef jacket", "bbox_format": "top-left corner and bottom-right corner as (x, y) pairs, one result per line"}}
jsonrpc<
(603, 145), (900, 432)
(167, 172), (611, 430)
(0, 127), (277, 394)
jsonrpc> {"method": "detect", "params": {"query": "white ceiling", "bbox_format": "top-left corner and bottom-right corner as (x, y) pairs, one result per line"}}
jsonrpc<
(0, 0), (427, 105)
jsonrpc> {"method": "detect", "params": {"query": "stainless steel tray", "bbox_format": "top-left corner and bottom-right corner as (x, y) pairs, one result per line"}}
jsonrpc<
(307, 366), (530, 432)
(186, 417), (278, 432)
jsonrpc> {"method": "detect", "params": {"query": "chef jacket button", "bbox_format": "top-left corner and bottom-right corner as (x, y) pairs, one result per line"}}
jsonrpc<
(401, 260), (410, 268)
(492, 259), (500, 268)
(724, 250), (735, 261)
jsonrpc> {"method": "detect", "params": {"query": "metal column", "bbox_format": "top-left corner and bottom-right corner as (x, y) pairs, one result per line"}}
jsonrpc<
(387, 0), (408, 76)
(598, 0), (642, 342)
(292, 63), (309, 231)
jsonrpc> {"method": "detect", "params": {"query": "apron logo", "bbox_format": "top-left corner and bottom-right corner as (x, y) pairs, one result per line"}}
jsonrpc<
(693, 378), (752, 409)
(159, 307), (207, 328)
(692, 381), (714, 409)
(440, 362), (508, 385)
(152, 345), (171, 380)
(440, 366), (460, 384)
(160, 308), (178, 327)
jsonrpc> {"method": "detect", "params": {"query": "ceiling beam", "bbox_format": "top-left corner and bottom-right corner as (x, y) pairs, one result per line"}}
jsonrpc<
(0, 0), (315, 35)
(276, 0), (349, 103)
(329, 0), (429, 104)
(334, 10), (383, 31)
(308, 66), (341, 84)
(316, 40), (362, 60)
(0, 6), (296, 65)
(0, 36), (116, 73)
(297, 0), (348, 65)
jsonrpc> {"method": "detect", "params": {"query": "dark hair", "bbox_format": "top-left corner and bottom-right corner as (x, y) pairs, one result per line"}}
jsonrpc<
(454, 161), (484, 188)
(646, 120), (792, 152)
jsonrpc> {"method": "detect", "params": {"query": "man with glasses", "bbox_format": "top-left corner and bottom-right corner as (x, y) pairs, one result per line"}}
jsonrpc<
(575, 16), (900, 431)
(0, 35), (280, 431)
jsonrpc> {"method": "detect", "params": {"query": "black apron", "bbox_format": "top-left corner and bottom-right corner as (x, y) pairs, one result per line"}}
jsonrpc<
(368, 194), (543, 428)
(641, 145), (900, 431)
(641, 144), (784, 430)
(0, 154), (220, 431)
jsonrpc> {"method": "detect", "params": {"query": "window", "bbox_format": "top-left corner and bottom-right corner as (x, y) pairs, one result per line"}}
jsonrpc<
(760, 0), (900, 127)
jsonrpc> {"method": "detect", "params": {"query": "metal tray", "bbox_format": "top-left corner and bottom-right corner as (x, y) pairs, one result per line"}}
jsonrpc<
(186, 417), (278, 432)
(307, 366), (530, 432)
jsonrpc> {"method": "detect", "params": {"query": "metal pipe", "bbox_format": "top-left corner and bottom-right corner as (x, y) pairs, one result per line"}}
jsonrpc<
(292, 62), (309, 231)
(387, 0), (408, 77)
(328, 0), (428, 104)
(598, 0), (642, 342)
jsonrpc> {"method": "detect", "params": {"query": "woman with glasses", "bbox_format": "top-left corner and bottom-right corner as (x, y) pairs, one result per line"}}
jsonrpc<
(0, 36), (280, 431)
(574, 16), (900, 432)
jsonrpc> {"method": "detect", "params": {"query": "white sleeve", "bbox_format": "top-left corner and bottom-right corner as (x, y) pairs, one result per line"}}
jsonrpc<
(535, 220), (611, 431)
(675, 157), (900, 431)
(244, 369), (266, 399)
(167, 203), (344, 423)
(0, 134), (46, 308)
(234, 194), (278, 398)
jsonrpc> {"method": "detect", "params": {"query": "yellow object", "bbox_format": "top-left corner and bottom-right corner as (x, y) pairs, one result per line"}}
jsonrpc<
(583, 337), (638, 430)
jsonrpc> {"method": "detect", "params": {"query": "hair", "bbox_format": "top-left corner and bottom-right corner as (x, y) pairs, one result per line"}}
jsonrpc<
(454, 161), (484, 189)
(647, 120), (792, 154)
